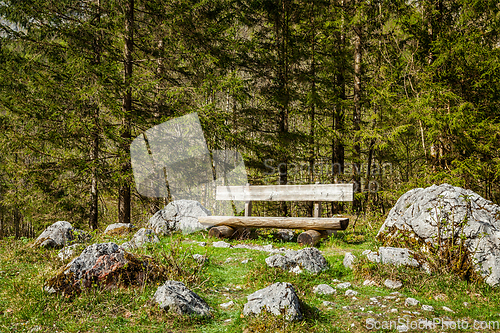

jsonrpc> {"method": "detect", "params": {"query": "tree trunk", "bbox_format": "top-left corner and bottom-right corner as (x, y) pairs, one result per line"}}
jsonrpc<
(332, 0), (346, 215)
(277, 0), (290, 216)
(89, 0), (101, 230)
(353, 6), (362, 211)
(119, 0), (134, 224)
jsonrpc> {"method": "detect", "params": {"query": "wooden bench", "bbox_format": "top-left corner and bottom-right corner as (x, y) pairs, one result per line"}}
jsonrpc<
(198, 183), (353, 245)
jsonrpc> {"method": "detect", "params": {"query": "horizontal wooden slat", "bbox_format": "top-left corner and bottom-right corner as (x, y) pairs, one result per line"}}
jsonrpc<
(198, 216), (349, 230)
(216, 184), (353, 202)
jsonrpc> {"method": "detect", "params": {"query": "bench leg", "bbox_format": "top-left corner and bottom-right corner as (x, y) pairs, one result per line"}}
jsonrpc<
(209, 225), (235, 239)
(297, 230), (329, 246)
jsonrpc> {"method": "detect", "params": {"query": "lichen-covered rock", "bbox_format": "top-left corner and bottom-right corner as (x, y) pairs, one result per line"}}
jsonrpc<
(147, 200), (210, 235)
(377, 183), (500, 286)
(243, 282), (302, 321)
(57, 244), (81, 261)
(33, 221), (88, 249)
(45, 242), (165, 294)
(343, 252), (357, 269)
(120, 228), (159, 250)
(265, 247), (328, 274)
(153, 280), (211, 317)
(104, 223), (135, 236)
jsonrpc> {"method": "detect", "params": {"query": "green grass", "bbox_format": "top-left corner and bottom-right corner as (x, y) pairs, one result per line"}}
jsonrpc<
(1, 214), (500, 332)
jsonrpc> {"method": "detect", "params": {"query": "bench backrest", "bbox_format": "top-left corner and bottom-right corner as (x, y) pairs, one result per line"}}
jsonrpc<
(216, 184), (353, 202)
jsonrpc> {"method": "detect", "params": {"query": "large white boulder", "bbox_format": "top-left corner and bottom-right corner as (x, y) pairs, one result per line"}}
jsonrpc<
(378, 183), (500, 286)
(147, 200), (210, 235)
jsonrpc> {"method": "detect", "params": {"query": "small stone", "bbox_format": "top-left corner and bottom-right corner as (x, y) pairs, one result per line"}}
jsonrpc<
(224, 318), (231, 323)
(192, 254), (208, 264)
(412, 311), (420, 315)
(463, 302), (469, 307)
(390, 292), (403, 297)
(351, 296), (358, 300)
(220, 301), (234, 309)
(336, 282), (351, 289)
(421, 304), (434, 312)
(384, 279), (402, 289)
(198, 242), (207, 247)
(384, 296), (397, 300)
(224, 257), (234, 263)
(290, 265), (303, 274)
(442, 306), (454, 313)
(363, 279), (377, 286)
(243, 282), (302, 321)
(322, 301), (335, 307)
(434, 293), (448, 301)
(331, 279), (341, 283)
(241, 259), (250, 264)
(366, 318), (376, 327)
(345, 289), (358, 296)
(390, 308), (398, 313)
(397, 324), (409, 332)
(213, 241), (231, 248)
(313, 284), (336, 295)
(343, 252), (357, 269)
(404, 298), (420, 307)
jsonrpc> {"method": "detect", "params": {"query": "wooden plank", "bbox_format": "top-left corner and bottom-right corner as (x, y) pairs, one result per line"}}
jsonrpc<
(199, 216), (349, 230)
(216, 184), (353, 202)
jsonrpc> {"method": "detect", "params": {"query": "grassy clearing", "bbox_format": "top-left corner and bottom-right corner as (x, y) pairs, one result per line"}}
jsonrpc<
(1, 214), (500, 332)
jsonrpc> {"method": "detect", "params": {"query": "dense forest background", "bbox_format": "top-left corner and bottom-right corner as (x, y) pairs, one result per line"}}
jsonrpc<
(0, 0), (499, 238)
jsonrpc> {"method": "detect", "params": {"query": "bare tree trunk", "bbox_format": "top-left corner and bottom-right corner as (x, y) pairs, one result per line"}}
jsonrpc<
(277, 0), (290, 217)
(308, 0), (317, 217)
(353, 3), (362, 211)
(89, 0), (101, 230)
(332, 0), (346, 215)
(119, 0), (133, 224)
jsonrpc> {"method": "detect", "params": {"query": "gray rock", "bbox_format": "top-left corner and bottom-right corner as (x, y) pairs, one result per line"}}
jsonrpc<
(313, 284), (336, 295)
(34, 221), (75, 249)
(213, 241), (231, 248)
(147, 200), (210, 235)
(192, 254), (208, 264)
(121, 228), (159, 250)
(377, 183), (500, 286)
(379, 247), (419, 267)
(265, 247), (328, 274)
(345, 289), (358, 296)
(219, 300), (234, 308)
(243, 282), (302, 321)
(404, 298), (420, 306)
(421, 304), (434, 311)
(57, 244), (80, 261)
(277, 229), (294, 241)
(384, 279), (402, 289)
(363, 250), (381, 263)
(154, 280), (211, 316)
(336, 282), (351, 289)
(343, 252), (357, 269)
(363, 279), (377, 286)
(198, 242), (207, 247)
(46, 242), (164, 293)
(103, 223), (135, 236)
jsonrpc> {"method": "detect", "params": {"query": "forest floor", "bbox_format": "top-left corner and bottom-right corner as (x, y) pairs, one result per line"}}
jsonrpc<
(1, 215), (500, 332)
